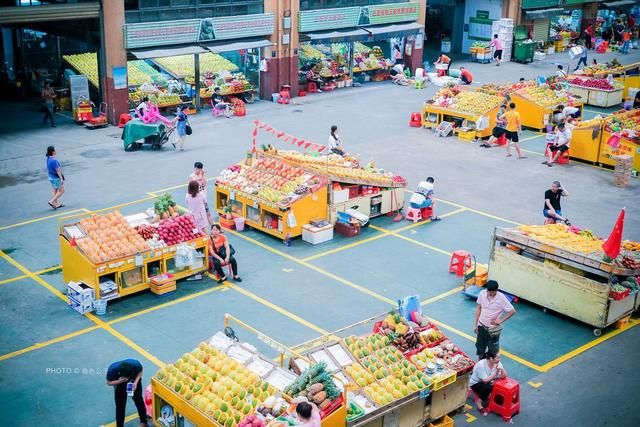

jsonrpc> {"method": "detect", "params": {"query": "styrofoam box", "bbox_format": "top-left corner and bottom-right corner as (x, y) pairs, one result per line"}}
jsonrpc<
(302, 224), (334, 245)
(333, 189), (349, 203)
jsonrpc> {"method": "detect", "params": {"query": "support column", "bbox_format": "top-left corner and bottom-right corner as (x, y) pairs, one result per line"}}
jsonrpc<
(261, 0), (299, 100)
(194, 53), (200, 111)
(405, 1), (426, 73)
(100, 0), (128, 125)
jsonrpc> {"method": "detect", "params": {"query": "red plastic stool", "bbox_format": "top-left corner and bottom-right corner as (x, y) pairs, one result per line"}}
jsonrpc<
(277, 90), (290, 104)
(144, 384), (153, 417)
(421, 207), (433, 219)
(118, 113), (132, 128)
(209, 259), (234, 280)
(298, 90), (307, 97)
(544, 217), (556, 225)
(405, 207), (422, 223)
(409, 112), (422, 127)
(544, 143), (570, 165)
(307, 82), (318, 93)
(487, 378), (520, 422)
(449, 250), (472, 277)
(496, 134), (507, 146)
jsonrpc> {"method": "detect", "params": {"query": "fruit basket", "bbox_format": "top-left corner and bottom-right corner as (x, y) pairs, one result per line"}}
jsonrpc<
(610, 285), (630, 301)
(346, 401), (365, 422)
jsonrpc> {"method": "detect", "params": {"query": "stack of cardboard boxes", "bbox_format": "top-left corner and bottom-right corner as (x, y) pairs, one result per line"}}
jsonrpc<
(613, 155), (633, 188)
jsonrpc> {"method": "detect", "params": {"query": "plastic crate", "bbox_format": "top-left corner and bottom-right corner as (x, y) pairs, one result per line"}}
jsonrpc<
(610, 288), (630, 300)
(346, 401), (365, 422)
(429, 415), (454, 427)
(456, 129), (476, 142)
(425, 368), (457, 391)
(320, 394), (344, 419)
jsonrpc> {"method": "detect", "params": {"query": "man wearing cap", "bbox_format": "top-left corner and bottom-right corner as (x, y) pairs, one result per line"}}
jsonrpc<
(473, 280), (516, 359)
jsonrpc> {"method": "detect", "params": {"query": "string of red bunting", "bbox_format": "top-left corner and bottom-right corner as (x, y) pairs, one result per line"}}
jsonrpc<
(252, 119), (326, 154)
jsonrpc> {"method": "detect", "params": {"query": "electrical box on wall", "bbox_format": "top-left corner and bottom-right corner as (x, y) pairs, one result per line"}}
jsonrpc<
(283, 17), (291, 29)
(282, 34), (290, 45)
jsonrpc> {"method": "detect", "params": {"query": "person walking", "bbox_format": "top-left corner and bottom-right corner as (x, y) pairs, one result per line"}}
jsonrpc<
(621, 28), (631, 54)
(185, 181), (210, 234)
(172, 105), (190, 151)
(574, 43), (588, 71)
(105, 359), (148, 427)
(543, 180), (570, 224)
(500, 103), (525, 159)
(46, 146), (65, 210)
(41, 81), (56, 127)
(189, 161), (213, 225)
(490, 34), (503, 66)
(328, 125), (345, 155)
(473, 280), (516, 359)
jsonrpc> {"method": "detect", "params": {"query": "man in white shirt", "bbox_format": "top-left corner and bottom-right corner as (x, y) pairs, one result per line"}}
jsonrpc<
(474, 280), (515, 358)
(560, 104), (580, 120)
(543, 122), (572, 167)
(409, 177), (440, 221)
(556, 64), (567, 78)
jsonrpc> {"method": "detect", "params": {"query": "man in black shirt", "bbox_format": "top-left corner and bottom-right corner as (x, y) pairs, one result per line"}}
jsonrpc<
(543, 181), (570, 225)
(106, 359), (147, 427)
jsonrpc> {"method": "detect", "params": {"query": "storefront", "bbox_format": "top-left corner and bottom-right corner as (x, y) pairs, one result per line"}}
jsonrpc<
(123, 14), (274, 111)
(521, 0), (597, 45)
(297, 2), (424, 92)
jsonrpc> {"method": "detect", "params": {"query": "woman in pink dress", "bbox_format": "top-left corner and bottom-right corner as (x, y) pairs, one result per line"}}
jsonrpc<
(185, 181), (209, 234)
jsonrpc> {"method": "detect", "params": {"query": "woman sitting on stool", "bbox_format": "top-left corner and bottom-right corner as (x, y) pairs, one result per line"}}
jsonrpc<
(469, 350), (507, 414)
(209, 224), (241, 283)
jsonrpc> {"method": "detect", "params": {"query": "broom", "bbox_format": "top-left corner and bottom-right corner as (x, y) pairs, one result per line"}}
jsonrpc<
(387, 188), (404, 222)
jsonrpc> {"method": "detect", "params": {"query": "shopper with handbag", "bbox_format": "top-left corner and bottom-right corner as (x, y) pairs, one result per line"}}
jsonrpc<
(209, 224), (241, 283)
(172, 105), (191, 151)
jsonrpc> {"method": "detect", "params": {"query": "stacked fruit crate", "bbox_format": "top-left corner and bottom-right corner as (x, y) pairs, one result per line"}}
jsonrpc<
(492, 18), (514, 63)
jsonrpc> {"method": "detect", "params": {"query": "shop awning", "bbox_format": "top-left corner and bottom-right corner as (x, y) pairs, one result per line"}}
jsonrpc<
(302, 28), (370, 43)
(203, 38), (272, 54)
(129, 45), (208, 60)
(525, 8), (563, 20)
(361, 22), (425, 41)
(603, 0), (636, 6)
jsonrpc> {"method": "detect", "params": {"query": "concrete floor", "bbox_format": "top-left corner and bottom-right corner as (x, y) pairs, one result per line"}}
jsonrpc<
(0, 47), (639, 427)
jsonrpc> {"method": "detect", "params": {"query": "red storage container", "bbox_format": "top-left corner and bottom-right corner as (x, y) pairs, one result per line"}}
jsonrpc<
(335, 222), (361, 237)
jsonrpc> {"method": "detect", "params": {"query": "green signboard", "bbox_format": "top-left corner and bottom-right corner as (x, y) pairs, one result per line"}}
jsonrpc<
(125, 13), (275, 49)
(298, 2), (420, 33)
(522, 0), (591, 9)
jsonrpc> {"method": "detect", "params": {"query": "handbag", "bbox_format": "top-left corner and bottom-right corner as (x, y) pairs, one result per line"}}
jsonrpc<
(186, 124), (193, 135)
(214, 240), (235, 259)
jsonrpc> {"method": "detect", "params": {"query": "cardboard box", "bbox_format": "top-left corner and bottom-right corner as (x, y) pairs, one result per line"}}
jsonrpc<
(333, 189), (349, 204)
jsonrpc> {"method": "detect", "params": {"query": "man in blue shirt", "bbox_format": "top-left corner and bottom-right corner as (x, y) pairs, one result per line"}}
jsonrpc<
(106, 359), (147, 427)
(46, 146), (64, 209)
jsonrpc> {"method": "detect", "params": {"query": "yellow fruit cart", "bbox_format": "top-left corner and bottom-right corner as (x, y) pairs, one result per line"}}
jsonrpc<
(422, 90), (505, 139)
(597, 110), (640, 171)
(59, 211), (209, 300)
(511, 89), (584, 131)
(570, 119), (603, 163)
(590, 61), (640, 99)
(490, 226), (640, 336)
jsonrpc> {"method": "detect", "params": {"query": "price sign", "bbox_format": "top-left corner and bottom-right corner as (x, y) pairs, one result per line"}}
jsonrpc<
(420, 388), (430, 399)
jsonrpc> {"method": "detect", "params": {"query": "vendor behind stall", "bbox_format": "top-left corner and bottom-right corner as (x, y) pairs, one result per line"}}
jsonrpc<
(211, 87), (232, 118)
(136, 97), (149, 118)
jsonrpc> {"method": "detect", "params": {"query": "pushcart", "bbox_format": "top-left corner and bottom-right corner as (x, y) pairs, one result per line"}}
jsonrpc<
(121, 119), (175, 151)
(84, 102), (108, 130)
(462, 255), (516, 303)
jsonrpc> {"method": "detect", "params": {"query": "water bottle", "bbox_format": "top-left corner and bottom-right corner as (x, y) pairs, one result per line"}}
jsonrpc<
(284, 233), (291, 247)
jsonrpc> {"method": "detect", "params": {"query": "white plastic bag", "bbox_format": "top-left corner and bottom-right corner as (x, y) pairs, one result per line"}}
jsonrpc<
(174, 243), (194, 268)
(476, 115), (489, 131)
(287, 210), (297, 228)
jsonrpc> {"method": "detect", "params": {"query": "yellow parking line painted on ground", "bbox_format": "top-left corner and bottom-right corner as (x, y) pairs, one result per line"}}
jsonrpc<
(226, 282), (331, 335)
(528, 381), (543, 388)
(0, 325), (101, 362)
(429, 318), (545, 372)
(465, 413), (477, 423)
(583, 108), (610, 116)
(228, 230), (395, 305)
(0, 265), (62, 287)
(369, 225), (452, 256)
(0, 208), (85, 231)
(100, 413), (138, 427)
(108, 285), (225, 325)
(539, 319), (640, 371)
(431, 197), (522, 226)
(0, 249), (165, 368)
(392, 208), (467, 234)
(519, 133), (545, 143)
(147, 192), (158, 197)
(302, 233), (389, 262)
(421, 286), (464, 305)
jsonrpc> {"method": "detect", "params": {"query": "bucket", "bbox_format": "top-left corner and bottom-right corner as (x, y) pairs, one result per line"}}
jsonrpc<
(94, 299), (107, 316)
(234, 217), (246, 231)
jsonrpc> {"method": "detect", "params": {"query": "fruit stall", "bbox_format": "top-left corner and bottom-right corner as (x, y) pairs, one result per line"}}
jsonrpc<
(569, 118), (603, 164)
(214, 123), (406, 240)
(422, 87), (505, 138)
(597, 109), (640, 172)
(288, 311), (474, 427)
(489, 224), (640, 336)
(510, 86), (583, 131)
(567, 77), (624, 108)
(582, 61), (640, 99)
(59, 196), (209, 303)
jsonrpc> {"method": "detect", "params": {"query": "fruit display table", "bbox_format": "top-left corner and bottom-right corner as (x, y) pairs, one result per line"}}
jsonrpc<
(570, 119), (603, 163)
(583, 61), (640, 99)
(567, 78), (624, 107)
(597, 110), (640, 172)
(59, 209), (209, 301)
(422, 88), (505, 138)
(511, 87), (583, 131)
(490, 226), (640, 336)
(289, 312), (473, 427)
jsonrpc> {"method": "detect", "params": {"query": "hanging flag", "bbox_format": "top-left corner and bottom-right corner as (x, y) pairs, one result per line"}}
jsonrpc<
(602, 208), (625, 259)
(277, 132), (285, 138)
(291, 138), (298, 145)
(304, 142), (312, 149)
(283, 134), (291, 142)
(317, 146), (326, 153)
(297, 139), (305, 147)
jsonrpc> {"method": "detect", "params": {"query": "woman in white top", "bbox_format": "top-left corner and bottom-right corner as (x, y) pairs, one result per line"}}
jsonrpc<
(469, 350), (507, 413)
(185, 181), (209, 234)
(328, 125), (345, 156)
